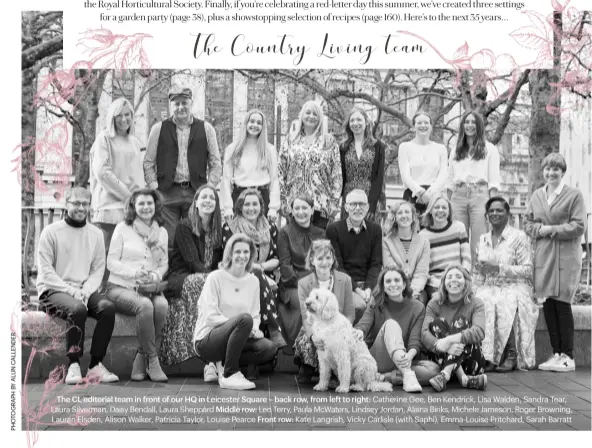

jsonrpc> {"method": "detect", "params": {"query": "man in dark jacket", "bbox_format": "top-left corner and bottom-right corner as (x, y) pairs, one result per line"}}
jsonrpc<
(143, 85), (222, 248)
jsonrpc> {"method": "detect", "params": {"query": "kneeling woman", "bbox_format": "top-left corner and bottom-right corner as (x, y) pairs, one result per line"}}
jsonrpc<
(193, 233), (278, 390)
(421, 265), (487, 392)
(106, 188), (169, 382)
(354, 266), (439, 393)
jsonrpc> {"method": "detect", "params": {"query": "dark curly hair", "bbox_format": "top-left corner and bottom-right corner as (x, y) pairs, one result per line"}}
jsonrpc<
(123, 188), (164, 226)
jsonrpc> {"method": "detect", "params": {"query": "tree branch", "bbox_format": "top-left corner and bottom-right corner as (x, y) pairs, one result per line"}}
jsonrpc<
(22, 35), (63, 70)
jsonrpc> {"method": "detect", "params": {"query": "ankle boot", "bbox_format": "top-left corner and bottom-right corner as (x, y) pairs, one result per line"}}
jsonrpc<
(131, 352), (146, 381)
(496, 329), (517, 372)
(402, 370), (423, 393)
(146, 356), (168, 382)
(269, 329), (287, 349)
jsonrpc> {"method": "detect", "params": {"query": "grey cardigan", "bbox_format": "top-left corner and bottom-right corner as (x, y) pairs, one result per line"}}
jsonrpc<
(382, 232), (430, 293)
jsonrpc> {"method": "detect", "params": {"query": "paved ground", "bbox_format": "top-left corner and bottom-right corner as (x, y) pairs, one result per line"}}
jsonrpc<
(22, 368), (591, 431)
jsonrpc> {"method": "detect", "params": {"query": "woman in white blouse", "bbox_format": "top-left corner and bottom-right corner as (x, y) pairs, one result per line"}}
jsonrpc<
(398, 111), (448, 219)
(106, 188), (169, 382)
(220, 109), (280, 222)
(447, 110), (501, 264)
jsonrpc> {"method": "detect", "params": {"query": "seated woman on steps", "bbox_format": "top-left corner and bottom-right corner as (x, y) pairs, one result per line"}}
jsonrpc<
(193, 233), (278, 390)
(353, 265), (440, 393)
(159, 184), (223, 374)
(421, 264), (487, 392)
(105, 188), (169, 382)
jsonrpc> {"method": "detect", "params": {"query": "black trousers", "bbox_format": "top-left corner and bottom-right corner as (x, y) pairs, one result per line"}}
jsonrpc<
(403, 184), (431, 218)
(543, 298), (574, 358)
(39, 290), (116, 362)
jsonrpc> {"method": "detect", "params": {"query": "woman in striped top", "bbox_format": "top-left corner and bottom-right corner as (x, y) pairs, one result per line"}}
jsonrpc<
(419, 195), (471, 301)
(382, 201), (431, 305)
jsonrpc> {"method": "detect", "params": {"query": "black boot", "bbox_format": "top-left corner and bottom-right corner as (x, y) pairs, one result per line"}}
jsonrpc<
(296, 364), (315, 384)
(496, 328), (517, 372)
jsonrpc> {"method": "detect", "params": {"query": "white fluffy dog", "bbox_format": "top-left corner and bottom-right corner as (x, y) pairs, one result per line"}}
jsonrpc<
(305, 288), (393, 393)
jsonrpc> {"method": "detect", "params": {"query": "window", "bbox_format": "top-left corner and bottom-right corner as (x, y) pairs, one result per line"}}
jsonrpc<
(112, 70), (135, 104)
(419, 88), (445, 141)
(147, 75), (171, 142)
(247, 77), (276, 146)
(205, 70), (234, 162)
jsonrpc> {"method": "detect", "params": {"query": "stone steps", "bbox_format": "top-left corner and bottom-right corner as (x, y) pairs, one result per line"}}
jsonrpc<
(20, 306), (591, 380)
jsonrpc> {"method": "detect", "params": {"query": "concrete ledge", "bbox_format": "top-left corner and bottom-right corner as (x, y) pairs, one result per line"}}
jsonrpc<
(21, 306), (591, 380)
(535, 305), (591, 366)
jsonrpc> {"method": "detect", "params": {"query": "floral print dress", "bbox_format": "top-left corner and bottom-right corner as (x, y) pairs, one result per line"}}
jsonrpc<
(473, 225), (539, 369)
(278, 133), (342, 220)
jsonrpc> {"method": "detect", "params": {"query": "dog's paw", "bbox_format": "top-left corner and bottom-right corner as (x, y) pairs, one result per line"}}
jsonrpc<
(335, 385), (350, 393)
(313, 383), (329, 392)
(349, 383), (364, 392)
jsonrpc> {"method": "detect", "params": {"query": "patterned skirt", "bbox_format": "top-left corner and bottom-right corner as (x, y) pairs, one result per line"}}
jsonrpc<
(254, 270), (285, 346)
(293, 327), (319, 369)
(159, 273), (207, 366)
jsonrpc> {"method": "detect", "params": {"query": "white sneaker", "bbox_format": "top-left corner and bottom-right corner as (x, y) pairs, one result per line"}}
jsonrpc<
(538, 353), (562, 371)
(203, 362), (218, 383)
(552, 354), (576, 372)
(65, 363), (83, 385)
(86, 363), (119, 383)
(218, 371), (256, 390)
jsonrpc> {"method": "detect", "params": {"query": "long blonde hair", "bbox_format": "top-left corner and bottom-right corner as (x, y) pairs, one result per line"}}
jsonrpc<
(227, 109), (274, 173)
(289, 101), (332, 148)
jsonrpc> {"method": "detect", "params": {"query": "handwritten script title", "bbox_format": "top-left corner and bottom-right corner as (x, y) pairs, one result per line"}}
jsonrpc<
(192, 32), (426, 65)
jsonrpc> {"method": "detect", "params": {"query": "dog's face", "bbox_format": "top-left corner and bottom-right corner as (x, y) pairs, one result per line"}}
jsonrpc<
(305, 288), (339, 321)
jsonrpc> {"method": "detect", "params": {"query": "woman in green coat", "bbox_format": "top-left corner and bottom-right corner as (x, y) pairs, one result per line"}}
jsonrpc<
(524, 153), (587, 373)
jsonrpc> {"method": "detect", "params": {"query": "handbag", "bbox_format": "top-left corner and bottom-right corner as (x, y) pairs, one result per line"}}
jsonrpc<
(135, 281), (169, 296)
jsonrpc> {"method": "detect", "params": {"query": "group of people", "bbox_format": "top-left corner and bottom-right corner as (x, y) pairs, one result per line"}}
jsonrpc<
(35, 85), (587, 393)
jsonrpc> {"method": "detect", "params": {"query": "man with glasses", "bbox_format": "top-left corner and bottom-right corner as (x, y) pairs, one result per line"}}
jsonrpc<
(143, 85), (222, 249)
(37, 187), (119, 385)
(326, 189), (383, 323)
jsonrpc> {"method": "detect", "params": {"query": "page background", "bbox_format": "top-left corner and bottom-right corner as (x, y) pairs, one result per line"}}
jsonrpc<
(3, 0), (591, 445)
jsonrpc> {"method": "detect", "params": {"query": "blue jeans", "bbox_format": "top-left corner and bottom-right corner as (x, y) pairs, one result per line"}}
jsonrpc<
(105, 284), (169, 358)
(450, 182), (489, 266)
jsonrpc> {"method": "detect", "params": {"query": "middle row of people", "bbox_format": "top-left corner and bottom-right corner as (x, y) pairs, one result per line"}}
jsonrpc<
(103, 182), (536, 388)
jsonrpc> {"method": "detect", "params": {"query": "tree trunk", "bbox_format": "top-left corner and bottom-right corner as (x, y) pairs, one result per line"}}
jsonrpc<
(528, 70), (561, 194)
(73, 70), (108, 186)
(527, 12), (562, 195)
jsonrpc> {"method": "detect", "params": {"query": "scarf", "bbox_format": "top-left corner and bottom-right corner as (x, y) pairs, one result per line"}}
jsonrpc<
(132, 218), (167, 262)
(228, 215), (271, 263)
(65, 214), (87, 228)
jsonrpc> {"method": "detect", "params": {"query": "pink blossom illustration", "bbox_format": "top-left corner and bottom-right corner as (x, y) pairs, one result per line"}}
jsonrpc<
(396, 30), (523, 102)
(12, 304), (99, 447)
(77, 27), (152, 71)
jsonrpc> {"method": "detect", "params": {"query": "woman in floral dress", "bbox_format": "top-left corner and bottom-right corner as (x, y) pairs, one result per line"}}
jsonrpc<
(278, 100), (342, 229)
(473, 196), (538, 372)
(339, 107), (386, 221)
(159, 184), (223, 366)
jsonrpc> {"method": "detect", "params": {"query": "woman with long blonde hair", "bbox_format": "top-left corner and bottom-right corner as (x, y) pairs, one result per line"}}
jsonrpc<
(220, 109), (279, 222)
(278, 100), (342, 229)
